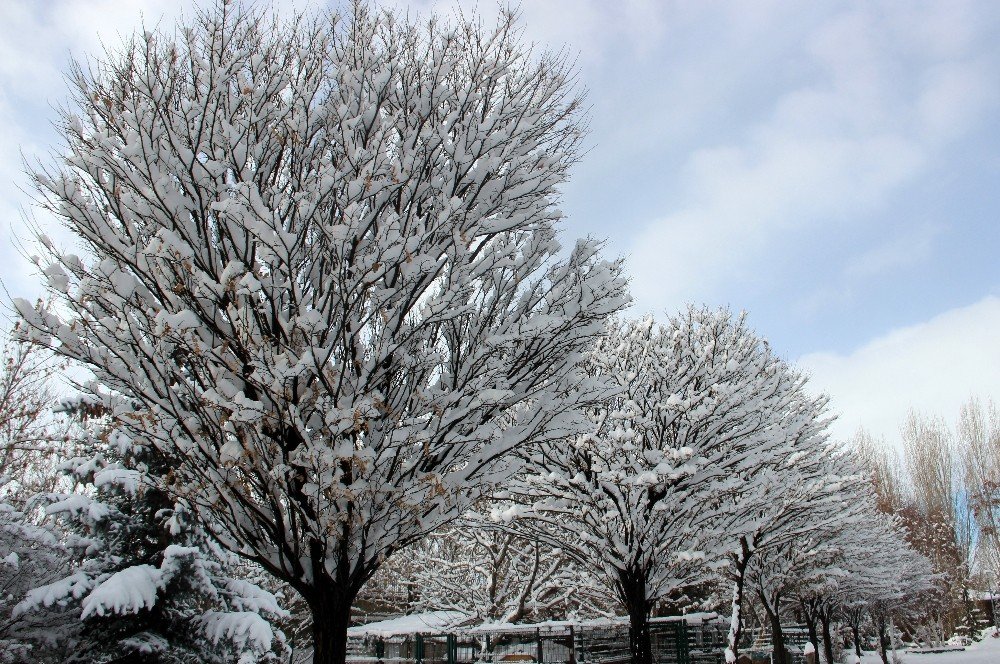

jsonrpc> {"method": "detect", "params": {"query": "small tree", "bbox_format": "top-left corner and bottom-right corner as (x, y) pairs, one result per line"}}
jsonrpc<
(516, 309), (827, 664)
(15, 411), (289, 663)
(16, 3), (626, 662)
(0, 334), (76, 661)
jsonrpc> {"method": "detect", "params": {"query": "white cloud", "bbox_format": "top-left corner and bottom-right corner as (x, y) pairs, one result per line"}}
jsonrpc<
(628, 132), (925, 310)
(625, 2), (1000, 314)
(843, 224), (941, 282)
(798, 295), (1000, 447)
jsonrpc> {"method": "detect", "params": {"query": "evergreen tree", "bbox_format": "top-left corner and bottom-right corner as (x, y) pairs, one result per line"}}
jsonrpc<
(17, 405), (288, 663)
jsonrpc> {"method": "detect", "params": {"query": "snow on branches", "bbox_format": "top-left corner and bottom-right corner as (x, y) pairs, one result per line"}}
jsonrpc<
(16, 3), (627, 662)
(13, 423), (289, 663)
(722, 446), (871, 662)
(514, 308), (829, 664)
(402, 516), (615, 625)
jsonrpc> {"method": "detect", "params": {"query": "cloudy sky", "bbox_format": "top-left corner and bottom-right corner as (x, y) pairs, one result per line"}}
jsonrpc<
(1, 0), (998, 447)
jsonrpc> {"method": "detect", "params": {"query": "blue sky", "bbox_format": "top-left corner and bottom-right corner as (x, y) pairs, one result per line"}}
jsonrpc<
(1, 0), (998, 446)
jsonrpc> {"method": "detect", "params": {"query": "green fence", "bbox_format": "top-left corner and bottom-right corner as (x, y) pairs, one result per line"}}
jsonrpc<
(348, 615), (728, 664)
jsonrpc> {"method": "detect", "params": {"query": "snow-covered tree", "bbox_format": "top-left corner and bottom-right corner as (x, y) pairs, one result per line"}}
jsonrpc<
(0, 334), (76, 661)
(514, 309), (826, 664)
(0, 495), (74, 663)
(16, 3), (627, 662)
(406, 516), (615, 624)
(746, 535), (838, 664)
(785, 507), (934, 664)
(855, 416), (975, 645)
(15, 412), (289, 663)
(722, 445), (869, 663)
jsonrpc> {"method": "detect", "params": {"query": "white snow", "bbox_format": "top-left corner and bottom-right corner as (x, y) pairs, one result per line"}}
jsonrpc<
(859, 635), (1000, 664)
(347, 611), (470, 637)
(81, 565), (161, 618)
(201, 611), (276, 652)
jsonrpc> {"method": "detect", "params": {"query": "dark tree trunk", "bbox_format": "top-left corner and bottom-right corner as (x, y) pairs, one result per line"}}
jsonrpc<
(307, 579), (356, 664)
(851, 620), (862, 659)
(819, 606), (835, 664)
(619, 570), (653, 664)
(801, 601), (821, 661)
(875, 615), (890, 664)
(766, 604), (786, 664)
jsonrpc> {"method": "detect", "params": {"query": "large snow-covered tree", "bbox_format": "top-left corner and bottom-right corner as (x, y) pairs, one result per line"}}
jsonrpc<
(514, 309), (828, 664)
(16, 3), (627, 662)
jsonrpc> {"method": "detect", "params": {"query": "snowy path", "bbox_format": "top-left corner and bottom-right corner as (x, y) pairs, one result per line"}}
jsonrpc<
(858, 635), (1000, 664)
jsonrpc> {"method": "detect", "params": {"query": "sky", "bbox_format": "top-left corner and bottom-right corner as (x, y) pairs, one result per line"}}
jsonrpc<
(0, 0), (998, 447)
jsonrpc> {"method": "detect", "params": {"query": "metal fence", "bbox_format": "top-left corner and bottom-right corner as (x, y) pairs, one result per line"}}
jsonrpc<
(347, 615), (729, 664)
(738, 625), (810, 664)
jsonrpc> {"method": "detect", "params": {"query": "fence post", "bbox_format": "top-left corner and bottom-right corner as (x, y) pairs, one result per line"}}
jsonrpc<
(537, 628), (544, 663)
(677, 621), (690, 664)
(447, 633), (456, 664)
(416, 634), (425, 664)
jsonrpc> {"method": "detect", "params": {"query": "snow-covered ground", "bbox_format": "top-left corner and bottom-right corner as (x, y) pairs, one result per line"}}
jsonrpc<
(858, 635), (1000, 664)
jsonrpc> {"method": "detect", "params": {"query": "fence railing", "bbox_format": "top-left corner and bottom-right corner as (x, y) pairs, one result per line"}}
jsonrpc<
(348, 616), (729, 664)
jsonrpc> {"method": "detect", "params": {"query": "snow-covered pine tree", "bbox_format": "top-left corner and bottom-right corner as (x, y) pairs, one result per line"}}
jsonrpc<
(514, 308), (827, 664)
(16, 3), (627, 662)
(0, 500), (75, 663)
(15, 406), (289, 663)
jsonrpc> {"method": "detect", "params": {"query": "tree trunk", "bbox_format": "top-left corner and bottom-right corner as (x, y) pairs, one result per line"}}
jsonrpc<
(801, 602), (820, 661)
(308, 582), (355, 664)
(727, 578), (746, 664)
(875, 615), (889, 664)
(727, 542), (752, 663)
(819, 607), (835, 664)
(766, 605), (786, 664)
(619, 571), (653, 664)
(851, 620), (862, 660)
